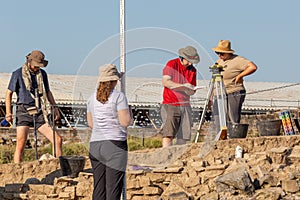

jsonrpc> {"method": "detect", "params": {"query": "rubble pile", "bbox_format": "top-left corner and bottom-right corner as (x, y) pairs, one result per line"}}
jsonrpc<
(126, 135), (300, 199)
(1, 135), (300, 199)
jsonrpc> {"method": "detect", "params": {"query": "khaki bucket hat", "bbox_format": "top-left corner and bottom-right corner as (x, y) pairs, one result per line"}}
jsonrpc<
(212, 40), (235, 53)
(98, 64), (120, 82)
(178, 46), (200, 64)
(26, 50), (48, 67)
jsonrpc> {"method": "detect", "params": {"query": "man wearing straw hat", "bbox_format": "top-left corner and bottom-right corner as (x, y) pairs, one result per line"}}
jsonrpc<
(5, 50), (62, 163)
(212, 40), (257, 124)
(160, 46), (200, 147)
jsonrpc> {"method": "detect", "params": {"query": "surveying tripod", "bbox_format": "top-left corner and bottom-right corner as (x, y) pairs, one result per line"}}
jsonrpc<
(26, 89), (40, 160)
(195, 63), (228, 143)
(27, 89), (57, 159)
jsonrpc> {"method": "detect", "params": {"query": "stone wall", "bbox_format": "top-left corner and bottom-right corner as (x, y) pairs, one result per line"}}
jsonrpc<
(125, 135), (300, 199)
(0, 158), (93, 200)
(2, 135), (300, 199)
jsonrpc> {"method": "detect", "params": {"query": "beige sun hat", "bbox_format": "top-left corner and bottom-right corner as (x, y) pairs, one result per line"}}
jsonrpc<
(98, 64), (120, 82)
(212, 40), (235, 53)
(26, 50), (48, 67)
(178, 46), (200, 64)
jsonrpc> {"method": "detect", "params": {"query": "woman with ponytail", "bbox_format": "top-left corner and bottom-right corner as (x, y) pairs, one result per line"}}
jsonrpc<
(87, 64), (132, 200)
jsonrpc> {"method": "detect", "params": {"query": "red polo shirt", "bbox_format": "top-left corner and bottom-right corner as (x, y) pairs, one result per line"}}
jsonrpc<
(162, 58), (196, 106)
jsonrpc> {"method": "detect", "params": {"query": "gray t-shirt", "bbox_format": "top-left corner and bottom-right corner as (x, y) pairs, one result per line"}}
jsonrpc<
(87, 89), (129, 142)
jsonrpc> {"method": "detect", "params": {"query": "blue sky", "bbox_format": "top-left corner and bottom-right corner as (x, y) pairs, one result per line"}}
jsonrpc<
(0, 0), (299, 82)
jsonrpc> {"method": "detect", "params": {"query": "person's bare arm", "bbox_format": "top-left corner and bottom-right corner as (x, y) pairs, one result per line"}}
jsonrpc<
(162, 75), (196, 95)
(162, 75), (182, 89)
(235, 62), (258, 84)
(47, 91), (60, 120)
(118, 109), (132, 127)
(5, 89), (13, 122)
(87, 112), (93, 129)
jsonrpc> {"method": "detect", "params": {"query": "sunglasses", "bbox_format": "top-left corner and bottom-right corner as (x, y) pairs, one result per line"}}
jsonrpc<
(215, 52), (224, 56)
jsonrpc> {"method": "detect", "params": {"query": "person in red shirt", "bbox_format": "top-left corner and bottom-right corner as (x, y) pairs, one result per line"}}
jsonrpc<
(160, 46), (200, 147)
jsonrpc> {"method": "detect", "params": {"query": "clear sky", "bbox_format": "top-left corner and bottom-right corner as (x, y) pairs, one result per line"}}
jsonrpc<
(1, 0), (299, 82)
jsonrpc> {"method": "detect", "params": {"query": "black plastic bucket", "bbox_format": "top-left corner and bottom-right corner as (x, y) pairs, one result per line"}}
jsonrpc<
(227, 123), (249, 139)
(59, 156), (86, 178)
(256, 120), (282, 136)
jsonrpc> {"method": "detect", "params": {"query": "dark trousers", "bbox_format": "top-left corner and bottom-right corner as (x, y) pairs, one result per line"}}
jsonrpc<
(213, 90), (246, 132)
(227, 90), (246, 123)
(89, 140), (128, 200)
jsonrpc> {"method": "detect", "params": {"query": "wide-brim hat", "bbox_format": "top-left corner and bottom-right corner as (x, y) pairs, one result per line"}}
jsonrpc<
(178, 46), (200, 64)
(98, 64), (120, 82)
(212, 40), (235, 53)
(26, 50), (48, 67)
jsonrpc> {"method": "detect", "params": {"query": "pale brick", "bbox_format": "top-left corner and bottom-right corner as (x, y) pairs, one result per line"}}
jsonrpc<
(186, 167), (197, 178)
(205, 164), (227, 171)
(54, 177), (76, 188)
(16, 193), (28, 199)
(64, 186), (76, 199)
(201, 170), (224, 183)
(139, 176), (151, 187)
(27, 194), (48, 200)
(131, 195), (160, 200)
(196, 185), (210, 197)
(256, 165), (268, 178)
(127, 179), (141, 189)
(78, 172), (93, 183)
(76, 181), (93, 197)
(28, 184), (55, 195)
(127, 170), (144, 175)
(146, 173), (165, 183)
(282, 180), (300, 193)
(185, 176), (200, 188)
(268, 147), (289, 165)
(143, 186), (162, 195)
(59, 192), (71, 199)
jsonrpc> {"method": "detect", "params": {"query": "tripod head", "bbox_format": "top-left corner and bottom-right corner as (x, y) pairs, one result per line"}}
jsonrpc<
(209, 63), (225, 76)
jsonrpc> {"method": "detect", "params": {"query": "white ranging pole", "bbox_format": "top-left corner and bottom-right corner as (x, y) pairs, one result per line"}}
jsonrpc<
(120, 2), (127, 200)
(120, 0), (126, 95)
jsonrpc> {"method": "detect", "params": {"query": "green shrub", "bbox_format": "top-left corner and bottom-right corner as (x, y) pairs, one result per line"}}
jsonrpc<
(0, 146), (14, 164)
(127, 136), (162, 151)
(62, 143), (89, 156)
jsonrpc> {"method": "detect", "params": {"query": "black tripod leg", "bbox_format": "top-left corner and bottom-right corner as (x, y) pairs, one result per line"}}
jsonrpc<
(52, 107), (56, 157)
(33, 115), (38, 160)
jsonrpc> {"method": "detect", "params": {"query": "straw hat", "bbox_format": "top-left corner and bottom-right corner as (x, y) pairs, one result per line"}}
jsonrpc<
(98, 64), (120, 82)
(178, 46), (200, 64)
(212, 40), (235, 53)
